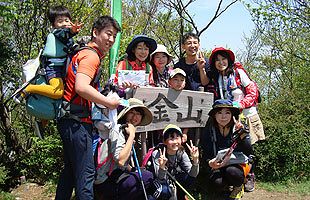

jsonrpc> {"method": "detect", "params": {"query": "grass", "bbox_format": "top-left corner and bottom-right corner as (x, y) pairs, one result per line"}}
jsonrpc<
(257, 179), (310, 196)
(191, 178), (310, 200)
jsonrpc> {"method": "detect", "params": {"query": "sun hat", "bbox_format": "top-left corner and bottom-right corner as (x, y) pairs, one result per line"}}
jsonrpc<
(169, 68), (186, 79)
(208, 99), (240, 117)
(150, 44), (173, 64)
(117, 98), (153, 126)
(209, 47), (235, 65)
(126, 35), (157, 58)
(163, 124), (182, 137)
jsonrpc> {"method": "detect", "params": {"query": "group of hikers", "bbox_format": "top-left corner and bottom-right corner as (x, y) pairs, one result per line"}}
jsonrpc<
(12, 5), (266, 200)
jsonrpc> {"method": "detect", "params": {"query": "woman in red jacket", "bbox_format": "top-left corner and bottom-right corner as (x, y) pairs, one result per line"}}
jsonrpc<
(208, 47), (265, 192)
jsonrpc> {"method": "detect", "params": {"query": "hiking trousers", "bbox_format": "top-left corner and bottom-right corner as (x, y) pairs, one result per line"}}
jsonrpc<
(56, 118), (95, 200)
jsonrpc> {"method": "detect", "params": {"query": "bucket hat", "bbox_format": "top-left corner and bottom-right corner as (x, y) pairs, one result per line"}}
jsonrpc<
(163, 124), (182, 137)
(169, 68), (186, 79)
(117, 98), (153, 126)
(209, 47), (235, 65)
(208, 99), (240, 117)
(150, 44), (173, 64)
(126, 35), (157, 58)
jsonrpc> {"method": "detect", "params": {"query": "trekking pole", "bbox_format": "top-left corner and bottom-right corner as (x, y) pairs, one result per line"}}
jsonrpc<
(132, 145), (148, 200)
(218, 128), (247, 163)
(166, 171), (196, 200)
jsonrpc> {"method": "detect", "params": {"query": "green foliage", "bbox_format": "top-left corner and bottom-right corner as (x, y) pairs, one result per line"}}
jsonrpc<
(0, 191), (15, 200)
(20, 134), (63, 184)
(255, 90), (310, 181)
(241, 0), (310, 182)
(0, 166), (9, 185)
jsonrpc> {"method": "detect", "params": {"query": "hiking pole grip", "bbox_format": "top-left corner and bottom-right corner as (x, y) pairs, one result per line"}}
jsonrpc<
(132, 145), (148, 200)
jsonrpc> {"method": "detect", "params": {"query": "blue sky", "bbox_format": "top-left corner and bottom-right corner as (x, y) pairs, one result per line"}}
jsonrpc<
(188, 0), (255, 53)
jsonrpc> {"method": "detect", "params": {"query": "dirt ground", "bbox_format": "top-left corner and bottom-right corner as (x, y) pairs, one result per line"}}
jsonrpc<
(10, 182), (310, 200)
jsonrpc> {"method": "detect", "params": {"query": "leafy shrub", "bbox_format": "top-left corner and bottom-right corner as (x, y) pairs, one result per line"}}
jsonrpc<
(0, 191), (15, 200)
(20, 133), (63, 184)
(255, 92), (310, 182)
(0, 166), (9, 185)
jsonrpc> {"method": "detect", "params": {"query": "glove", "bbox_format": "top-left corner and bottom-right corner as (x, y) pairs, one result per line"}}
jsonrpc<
(233, 101), (241, 108)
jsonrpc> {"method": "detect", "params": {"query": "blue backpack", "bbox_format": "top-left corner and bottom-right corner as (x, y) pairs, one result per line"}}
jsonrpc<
(25, 32), (98, 120)
(26, 75), (62, 120)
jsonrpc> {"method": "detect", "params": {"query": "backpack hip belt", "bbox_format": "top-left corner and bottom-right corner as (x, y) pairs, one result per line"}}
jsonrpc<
(59, 100), (90, 121)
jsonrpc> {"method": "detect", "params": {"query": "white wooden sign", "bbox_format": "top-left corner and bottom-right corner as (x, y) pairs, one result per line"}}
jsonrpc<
(132, 87), (214, 132)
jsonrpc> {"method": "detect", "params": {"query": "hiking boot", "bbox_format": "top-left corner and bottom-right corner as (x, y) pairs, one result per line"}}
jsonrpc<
(244, 172), (255, 192)
(227, 185), (244, 200)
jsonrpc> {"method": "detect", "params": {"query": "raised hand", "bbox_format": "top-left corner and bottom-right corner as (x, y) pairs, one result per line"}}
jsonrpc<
(197, 50), (206, 70)
(186, 140), (199, 164)
(121, 81), (139, 90)
(125, 123), (136, 139)
(233, 116), (244, 131)
(158, 147), (168, 170)
(209, 157), (225, 169)
(70, 21), (83, 34)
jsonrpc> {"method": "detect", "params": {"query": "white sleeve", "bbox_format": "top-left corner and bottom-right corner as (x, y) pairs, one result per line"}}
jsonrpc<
(110, 126), (126, 161)
(237, 69), (251, 87)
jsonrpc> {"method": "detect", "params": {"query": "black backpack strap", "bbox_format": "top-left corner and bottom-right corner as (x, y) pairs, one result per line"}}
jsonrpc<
(65, 45), (99, 78)
(211, 126), (217, 157)
(59, 46), (101, 121)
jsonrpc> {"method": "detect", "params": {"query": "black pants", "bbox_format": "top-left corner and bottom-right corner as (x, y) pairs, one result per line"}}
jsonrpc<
(209, 164), (244, 189)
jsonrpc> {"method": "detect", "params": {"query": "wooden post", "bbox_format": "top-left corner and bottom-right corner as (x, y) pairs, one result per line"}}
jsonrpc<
(195, 86), (205, 146)
(141, 132), (147, 159)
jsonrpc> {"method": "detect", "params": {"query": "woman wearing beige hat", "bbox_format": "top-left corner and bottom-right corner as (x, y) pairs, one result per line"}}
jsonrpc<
(149, 44), (174, 87)
(94, 98), (155, 200)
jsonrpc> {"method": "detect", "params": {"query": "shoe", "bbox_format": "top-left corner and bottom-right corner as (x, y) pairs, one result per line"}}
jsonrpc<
(244, 173), (255, 192)
(11, 83), (29, 104)
(227, 185), (244, 200)
(11, 82), (29, 97)
(13, 93), (24, 104)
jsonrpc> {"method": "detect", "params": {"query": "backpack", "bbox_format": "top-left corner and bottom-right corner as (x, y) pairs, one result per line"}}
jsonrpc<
(142, 144), (185, 176)
(142, 144), (181, 200)
(233, 62), (262, 104)
(93, 133), (115, 185)
(142, 143), (164, 170)
(25, 43), (99, 120)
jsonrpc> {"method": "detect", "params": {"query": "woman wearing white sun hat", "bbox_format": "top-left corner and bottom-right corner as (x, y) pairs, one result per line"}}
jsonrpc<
(149, 44), (174, 88)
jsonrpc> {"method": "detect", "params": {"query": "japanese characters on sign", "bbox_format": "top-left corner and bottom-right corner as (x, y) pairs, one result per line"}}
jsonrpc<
(132, 87), (213, 132)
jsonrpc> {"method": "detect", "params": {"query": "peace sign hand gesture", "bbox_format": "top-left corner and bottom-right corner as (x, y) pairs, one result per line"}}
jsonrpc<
(158, 147), (168, 170)
(197, 50), (206, 70)
(233, 116), (244, 132)
(186, 140), (199, 164)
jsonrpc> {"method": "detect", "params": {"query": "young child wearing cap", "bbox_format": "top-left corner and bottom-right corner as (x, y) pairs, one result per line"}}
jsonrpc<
(168, 68), (191, 144)
(150, 124), (199, 200)
(168, 68), (186, 91)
